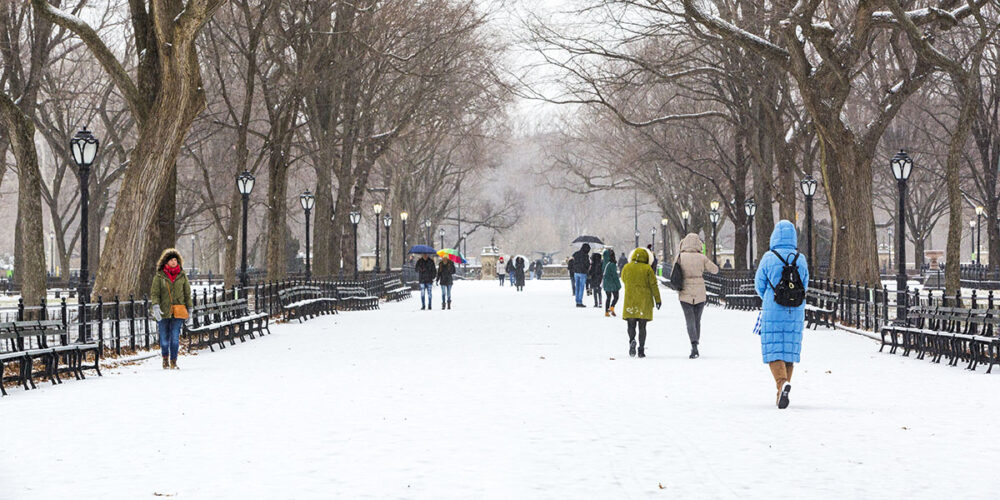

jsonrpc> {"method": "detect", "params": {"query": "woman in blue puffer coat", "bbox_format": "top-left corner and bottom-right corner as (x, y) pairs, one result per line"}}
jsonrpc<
(754, 220), (809, 409)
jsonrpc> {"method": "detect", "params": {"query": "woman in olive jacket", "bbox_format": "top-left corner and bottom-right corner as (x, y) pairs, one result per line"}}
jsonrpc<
(150, 248), (193, 369)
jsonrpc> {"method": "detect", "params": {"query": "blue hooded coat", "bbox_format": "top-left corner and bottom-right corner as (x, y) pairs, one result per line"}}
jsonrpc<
(754, 220), (809, 363)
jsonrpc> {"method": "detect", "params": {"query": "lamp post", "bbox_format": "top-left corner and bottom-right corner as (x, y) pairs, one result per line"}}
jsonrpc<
(300, 190), (315, 280)
(71, 128), (99, 302)
(976, 205), (984, 265)
(634, 230), (640, 249)
(887, 227), (894, 269)
(349, 209), (361, 280)
(891, 149), (913, 322)
(633, 187), (639, 248)
(49, 232), (54, 276)
(373, 203), (383, 273)
(440, 227), (445, 250)
(423, 219), (432, 246)
(744, 199), (757, 268)
(681, 210), (690, 234)
(383, 214), (393, 272)
(400, 211), (408, 266)
(236, 170), (255, 289)
(660, 218), (668, 267)
(970, 220), (977, 263)
(709, 205), (721, 265)
(801, 176), (817, 265)
(190, 234), (196, 274)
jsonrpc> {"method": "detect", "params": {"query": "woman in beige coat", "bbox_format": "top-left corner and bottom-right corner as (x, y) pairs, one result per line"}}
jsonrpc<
(673, 233), (719, 358)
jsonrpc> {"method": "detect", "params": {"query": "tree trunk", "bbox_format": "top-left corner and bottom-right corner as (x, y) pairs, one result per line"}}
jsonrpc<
(0, 94), (47, 305)
(92, 47), (207, 299)
(223, 188), (240, 287)
(313, 160), (336, 277)
(913, 237), (925, 271)
(265, 157), (290, 281)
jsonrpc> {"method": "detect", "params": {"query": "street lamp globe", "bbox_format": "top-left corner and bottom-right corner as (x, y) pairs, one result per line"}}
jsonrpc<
(970, 219), (977, 229)
(423, 219), (431, 229)
(70, 128), (99, 168)
(383, 214), (392, 227)
(661, 218), (669, 227)
(373, 202), (383, 215)
(890, 149), (913, 181)
(976, 205), (985, 216)
(400, 211), (409, 222)
(744, 199), (757, 216)
(710, 211), (721, 224)
(299, 190), (315, 210)
(800, 176), (818, 197)
(349, 210), (361, 225)
(236, 170), (255, 195)
(681, 210), (690, 221)
(439, 228), (445, 236)
(710, 201), (720, 212)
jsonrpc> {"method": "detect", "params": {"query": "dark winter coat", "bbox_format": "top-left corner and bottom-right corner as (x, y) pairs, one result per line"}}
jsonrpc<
(754, 220), (809, 363)
(617, 254), (628, 271)
(515, 257), (526, 286)
(506, 259), (515, 275)
(571, 244), (591, 274)
(535, 260), (544, 279)
(588, 253), (603, 287)
(602, 249), (621, 292)
(437, 260), (456, 286)
(150, 248), (193, 319)
(415, 257), (437, 284)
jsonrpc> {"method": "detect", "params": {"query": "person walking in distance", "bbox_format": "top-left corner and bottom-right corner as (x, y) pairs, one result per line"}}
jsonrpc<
(571, 244), (592, 307)
(754, 220), (809, 409)
(647, 244), (659, 276)
(674, 233), (719, 359)
(535, 259), (545, 280)
(150, 248), (192, 370)
(496, 256), (506, 287)
(437, 257), (456, 309)
(621, 247), (662, 358)
(514, 256), (527, 291)
(589, 252), (604, 308)
(506, 257), (516, 287)
(602, 249), (621, 317)
(567, 257), (576, 296)
(416, 253), (437, 310)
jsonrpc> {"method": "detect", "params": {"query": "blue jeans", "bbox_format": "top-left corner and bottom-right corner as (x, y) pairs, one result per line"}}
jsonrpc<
(158, 318), (183, 360)
(574, 273), (588, 304)
(420, 283), (433, 306)
(509, 273), (516, 285)
(440, 284), (452, 303)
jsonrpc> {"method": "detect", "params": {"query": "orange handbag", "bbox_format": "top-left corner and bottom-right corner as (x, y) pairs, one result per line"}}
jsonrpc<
(167, 280), (189, 319)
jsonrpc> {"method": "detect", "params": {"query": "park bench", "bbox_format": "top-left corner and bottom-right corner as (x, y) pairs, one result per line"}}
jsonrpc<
(805, 289), (840, 329)
(337, 286), (379, 311)
(383, 278), (411, 302)
(186, 297), (270, 352)
(724, 283), (761, 311)
(879, 306), (1000, 373)
(0, 320), (100, 396)
(278, 286), (337, 322)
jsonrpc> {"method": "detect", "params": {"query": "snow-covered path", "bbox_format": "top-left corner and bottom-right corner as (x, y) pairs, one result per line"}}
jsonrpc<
(1, 280), (997, 499)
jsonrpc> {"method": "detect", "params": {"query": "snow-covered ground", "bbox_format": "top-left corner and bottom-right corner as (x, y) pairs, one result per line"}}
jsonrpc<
(1, 280), (997, 499)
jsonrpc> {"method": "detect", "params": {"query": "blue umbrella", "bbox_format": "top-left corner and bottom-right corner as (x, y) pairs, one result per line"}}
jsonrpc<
(408, 244), (436, 254)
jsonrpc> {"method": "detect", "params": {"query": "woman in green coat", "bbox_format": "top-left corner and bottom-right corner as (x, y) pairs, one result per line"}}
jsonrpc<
(602, 249), (621, 317)
(150, 248), (193, 369)
(621, 247), (662, 358)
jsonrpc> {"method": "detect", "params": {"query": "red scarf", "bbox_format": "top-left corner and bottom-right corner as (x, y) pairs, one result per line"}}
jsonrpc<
(163, 265), (181, 283)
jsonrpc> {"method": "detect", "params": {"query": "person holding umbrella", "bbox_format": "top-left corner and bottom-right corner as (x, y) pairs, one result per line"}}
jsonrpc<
(437, 255), (456, 310)
(515, 256), (526, 291)
(572, 244), (592, 307)
(415, 253), (437, 310)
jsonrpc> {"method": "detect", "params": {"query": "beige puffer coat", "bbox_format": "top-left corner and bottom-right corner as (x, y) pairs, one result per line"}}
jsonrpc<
(673, 234), (719, 304)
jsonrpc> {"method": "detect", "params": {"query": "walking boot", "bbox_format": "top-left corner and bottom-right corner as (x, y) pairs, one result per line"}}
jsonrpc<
(162, 356), (169, 370)
(448, 301), (452, 310)
(442, 301), (446, 310)
(610, 307), (616, 317)
(637, 347), (646, 358)
(428, 302), (433, 310)
(689, 342), (700, 359)
(421, 299), (426, 311)
(605, 310), (610, 317)
(170, 358), (179, 370)
(629, 340), (637, 358)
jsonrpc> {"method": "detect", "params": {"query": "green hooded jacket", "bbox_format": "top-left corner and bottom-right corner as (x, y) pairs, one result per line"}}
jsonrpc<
(621, 248), (661, 321)
(602, 249), (621, 292)
(150, 248), (193, 319)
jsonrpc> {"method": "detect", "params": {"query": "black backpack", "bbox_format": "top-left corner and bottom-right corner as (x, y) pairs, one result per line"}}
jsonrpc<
(767, 251), (805, 307)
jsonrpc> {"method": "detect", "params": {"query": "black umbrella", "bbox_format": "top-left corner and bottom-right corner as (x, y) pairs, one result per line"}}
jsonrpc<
(572, 235), (604, 245)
